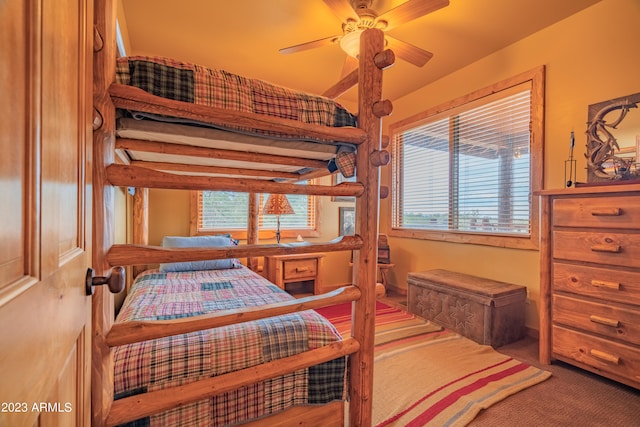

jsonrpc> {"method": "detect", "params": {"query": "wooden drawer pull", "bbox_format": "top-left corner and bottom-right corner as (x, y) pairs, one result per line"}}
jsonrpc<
(295, 267), (310, 273)
(591, 279), (621, 290)
(589, 315), (621, 328)
(589, 349), (620, 364)
(590, 244), (621, 253)
(590, 208), (621, 216)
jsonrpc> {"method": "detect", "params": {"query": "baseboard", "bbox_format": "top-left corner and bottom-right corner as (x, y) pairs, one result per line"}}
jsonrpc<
(386, 284), (407, 296)
(525, 326), (539, 339)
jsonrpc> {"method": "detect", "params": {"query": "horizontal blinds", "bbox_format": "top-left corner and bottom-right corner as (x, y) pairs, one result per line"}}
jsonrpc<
(394, 86), (532, 235)
(198, 182), (316, 232)
(400, 117), (450, 229)
(199, 191), (248, 230)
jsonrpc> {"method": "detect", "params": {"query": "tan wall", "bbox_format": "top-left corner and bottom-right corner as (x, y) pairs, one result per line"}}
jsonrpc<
(380, 0), (640, 330)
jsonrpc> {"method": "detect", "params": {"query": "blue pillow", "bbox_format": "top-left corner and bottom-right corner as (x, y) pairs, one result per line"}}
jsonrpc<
(159, 235), (242, 272)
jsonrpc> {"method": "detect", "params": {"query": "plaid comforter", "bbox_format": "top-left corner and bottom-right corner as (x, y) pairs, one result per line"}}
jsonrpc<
(113, 267), (345, 427)
(115, 56), (357, 177)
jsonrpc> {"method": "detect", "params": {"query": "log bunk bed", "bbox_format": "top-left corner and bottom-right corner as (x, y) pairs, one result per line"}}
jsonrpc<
(92, 1), (394, 426)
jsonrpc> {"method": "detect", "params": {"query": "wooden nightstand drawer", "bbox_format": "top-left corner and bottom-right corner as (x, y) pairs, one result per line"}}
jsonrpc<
(283, 259), (317, 280)
(553, 230), (640, 268)
(553, 325), (640, 386)
(553, 196), (640, 229)
(553, 263), (640, 306)
(552, 294), (640, 346)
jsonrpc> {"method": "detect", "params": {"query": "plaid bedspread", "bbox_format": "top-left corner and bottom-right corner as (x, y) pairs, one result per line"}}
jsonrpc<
(113, 267), (345, 427)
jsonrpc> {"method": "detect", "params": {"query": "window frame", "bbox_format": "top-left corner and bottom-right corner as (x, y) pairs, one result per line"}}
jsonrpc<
(190, 189), (321, 240)
(388, 66), (544, 250)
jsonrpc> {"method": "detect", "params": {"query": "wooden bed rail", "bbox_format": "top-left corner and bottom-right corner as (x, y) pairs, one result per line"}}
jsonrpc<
(106, 235), (363, 266)
(110, 83), (367, 145)
(116, 137), (331, 170)
(106, 337), (360, 426)
(106, 164), (364, 196)
(107, 285), (361, 347)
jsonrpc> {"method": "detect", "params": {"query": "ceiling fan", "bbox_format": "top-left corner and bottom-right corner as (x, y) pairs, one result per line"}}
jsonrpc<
(279, 0), (450, 76)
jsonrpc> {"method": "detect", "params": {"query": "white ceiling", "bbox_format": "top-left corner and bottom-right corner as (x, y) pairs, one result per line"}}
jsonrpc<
(118, 0), (601, 104)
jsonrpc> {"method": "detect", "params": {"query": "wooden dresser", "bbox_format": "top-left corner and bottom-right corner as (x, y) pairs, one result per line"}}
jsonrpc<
(538, 184), (640, 388)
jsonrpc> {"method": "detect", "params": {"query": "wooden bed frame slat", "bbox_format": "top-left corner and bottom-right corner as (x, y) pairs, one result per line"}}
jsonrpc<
(106, 164), (364, 195)
(106, 235), (363, 266)
(241, 401), (344, 427)
(107, 285), (362, 347)
(129, 160), (303, 180)
(110, 83), (368, 145)
(116, 137), (332, 169)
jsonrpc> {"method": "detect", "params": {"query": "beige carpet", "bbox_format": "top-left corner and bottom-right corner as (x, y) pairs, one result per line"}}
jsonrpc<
(317, 302), (552, 427)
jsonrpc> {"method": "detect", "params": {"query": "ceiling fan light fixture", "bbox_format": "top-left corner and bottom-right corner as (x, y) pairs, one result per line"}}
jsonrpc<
(340, 29), (363, 58)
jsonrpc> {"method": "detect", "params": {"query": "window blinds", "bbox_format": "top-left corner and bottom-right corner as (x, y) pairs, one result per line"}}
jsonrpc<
(393, 85), (532, 235)
(198, 185), (316, 233)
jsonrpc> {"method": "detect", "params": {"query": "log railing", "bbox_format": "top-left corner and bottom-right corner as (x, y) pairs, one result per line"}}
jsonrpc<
(106, 164), (364, 195)
(110, 83), (367, 145)
(107, 285), (362, 347)
(106, 235), (363, 266)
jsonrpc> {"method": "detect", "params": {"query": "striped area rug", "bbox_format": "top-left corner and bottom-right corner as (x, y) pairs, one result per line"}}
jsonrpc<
(316, 302), (551, 427)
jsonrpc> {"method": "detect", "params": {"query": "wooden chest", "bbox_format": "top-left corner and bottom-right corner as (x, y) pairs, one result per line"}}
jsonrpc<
(408, 269), (526, 347)
(538, 186), (640, 389)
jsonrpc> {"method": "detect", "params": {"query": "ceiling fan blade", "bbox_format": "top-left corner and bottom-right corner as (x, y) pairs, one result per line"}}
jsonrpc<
(385, 36), (433, 67)
(279, 35), (340, 55)
(377, 0), (449, 31)
(340, 56), (359, 79)
(323, 0), (359, 23)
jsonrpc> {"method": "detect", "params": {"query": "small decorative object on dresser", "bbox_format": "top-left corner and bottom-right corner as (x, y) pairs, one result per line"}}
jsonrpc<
(407, 269), (526, 348)
(538, 184), (640, 389)
(585, 92), (640, 183)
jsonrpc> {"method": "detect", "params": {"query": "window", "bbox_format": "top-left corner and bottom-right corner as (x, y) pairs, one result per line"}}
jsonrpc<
(389, 67), (544, 249)
(191, 183), (319, 239)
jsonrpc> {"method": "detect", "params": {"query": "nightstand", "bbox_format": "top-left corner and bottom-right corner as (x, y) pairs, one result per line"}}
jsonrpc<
(264, 253), (325, 295)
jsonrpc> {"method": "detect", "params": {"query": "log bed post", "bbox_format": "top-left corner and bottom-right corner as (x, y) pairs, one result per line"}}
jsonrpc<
(92, 0), (117, 425)
(247, 192), (260, 271)
(132, 187), (149, 277)
(350, 28), (390, 427)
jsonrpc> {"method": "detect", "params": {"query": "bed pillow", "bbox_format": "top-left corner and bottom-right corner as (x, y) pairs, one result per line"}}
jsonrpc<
(159, 235), (242, 272)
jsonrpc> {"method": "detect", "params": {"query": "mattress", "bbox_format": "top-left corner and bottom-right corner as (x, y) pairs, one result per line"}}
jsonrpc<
(113, 267), (346, 427)
(116, 117), (341, 178)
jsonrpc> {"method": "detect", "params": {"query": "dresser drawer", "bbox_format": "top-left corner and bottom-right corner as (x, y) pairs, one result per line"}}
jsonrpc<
(283, 259), (317, 280)
(553, 325), (640, 386)
(553, 263), (640, 307)
(553, 196), (640, 229)
(553, 230), (640, 268)
(552, 294), (640, 346)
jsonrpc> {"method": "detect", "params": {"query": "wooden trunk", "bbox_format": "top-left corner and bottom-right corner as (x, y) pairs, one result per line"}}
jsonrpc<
(407, 269), (526, 348)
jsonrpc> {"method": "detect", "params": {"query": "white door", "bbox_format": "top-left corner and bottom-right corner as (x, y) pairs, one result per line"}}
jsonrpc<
(0, 0), (92, 426)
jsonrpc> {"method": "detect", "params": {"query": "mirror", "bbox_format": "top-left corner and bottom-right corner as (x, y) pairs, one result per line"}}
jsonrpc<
(586, 92), (640, 182)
